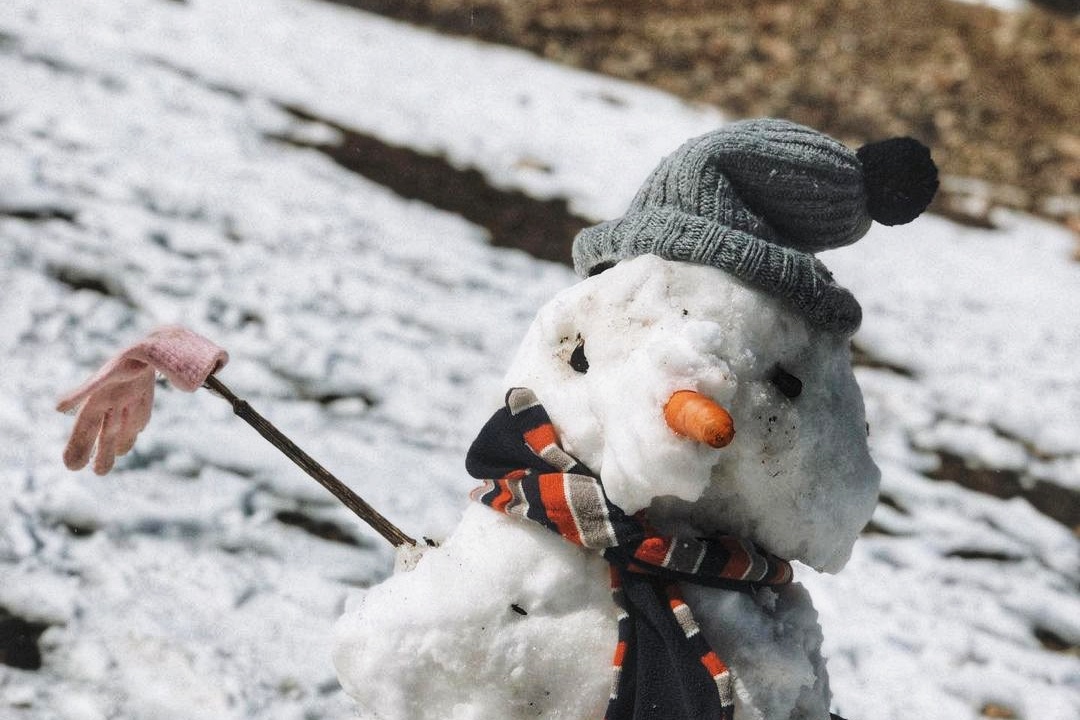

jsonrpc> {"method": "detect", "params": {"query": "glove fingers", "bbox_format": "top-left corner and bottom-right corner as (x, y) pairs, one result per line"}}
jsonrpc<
(114, 379), (155, 458)
(115, 403), (142, 457)
(63, 401), (108, 471)
(93, 408), (120, 475)
(130, 384), (155, 435)
(56, 357), (150, 414)
(114, 431), (138, 459)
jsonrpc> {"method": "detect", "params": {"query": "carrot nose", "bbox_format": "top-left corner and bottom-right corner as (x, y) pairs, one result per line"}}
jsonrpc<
(664, 390), (735, 449)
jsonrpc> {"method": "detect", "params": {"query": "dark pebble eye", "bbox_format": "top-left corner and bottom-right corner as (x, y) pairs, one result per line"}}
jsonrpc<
(569, 338), (589, 374)
(587, 261), (615, 277)
(770, 365), (802, 399)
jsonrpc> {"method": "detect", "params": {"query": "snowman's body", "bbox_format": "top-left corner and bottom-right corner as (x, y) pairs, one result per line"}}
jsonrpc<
(334, 255), (880, 720)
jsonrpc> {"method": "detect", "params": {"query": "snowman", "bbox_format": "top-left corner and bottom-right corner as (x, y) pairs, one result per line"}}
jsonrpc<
(332, 119), (937, 720)
(57, 119), (937, 719)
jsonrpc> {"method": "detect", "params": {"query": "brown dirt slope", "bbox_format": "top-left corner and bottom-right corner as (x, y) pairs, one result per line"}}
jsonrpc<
(332, 0), (1080, 234)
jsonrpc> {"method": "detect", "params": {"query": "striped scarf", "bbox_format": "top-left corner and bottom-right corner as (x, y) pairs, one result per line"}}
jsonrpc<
(466, 388), (793, 720)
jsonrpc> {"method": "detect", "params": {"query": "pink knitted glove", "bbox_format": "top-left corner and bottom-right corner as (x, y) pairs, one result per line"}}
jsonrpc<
(56, 326), (229, 475)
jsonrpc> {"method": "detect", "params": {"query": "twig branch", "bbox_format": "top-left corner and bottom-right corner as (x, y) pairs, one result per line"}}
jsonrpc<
(202, 375), (415, 548)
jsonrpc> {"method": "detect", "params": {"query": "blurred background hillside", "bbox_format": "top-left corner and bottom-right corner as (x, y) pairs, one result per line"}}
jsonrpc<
(333, 0), (1080, 243)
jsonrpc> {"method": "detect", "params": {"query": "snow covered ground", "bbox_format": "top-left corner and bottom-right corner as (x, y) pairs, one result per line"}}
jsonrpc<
(0, 0), (1076, 719)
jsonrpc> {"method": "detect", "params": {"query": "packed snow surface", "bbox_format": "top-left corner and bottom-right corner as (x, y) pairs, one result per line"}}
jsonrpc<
(1, 1), (1077, 719)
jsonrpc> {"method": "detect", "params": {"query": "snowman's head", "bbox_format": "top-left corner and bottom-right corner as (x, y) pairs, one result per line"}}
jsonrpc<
(504, 119), (937, 572)
(503, 254), (877, 572)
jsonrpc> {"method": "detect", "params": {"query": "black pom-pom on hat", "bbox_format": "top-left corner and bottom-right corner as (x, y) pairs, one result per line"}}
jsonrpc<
(856, 137), (939, 226)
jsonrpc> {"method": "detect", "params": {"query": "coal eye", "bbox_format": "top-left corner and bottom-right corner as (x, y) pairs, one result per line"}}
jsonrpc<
(587, 261), (615, 277)
(770, 365), (802, 399)
(569, 338), (589, 374)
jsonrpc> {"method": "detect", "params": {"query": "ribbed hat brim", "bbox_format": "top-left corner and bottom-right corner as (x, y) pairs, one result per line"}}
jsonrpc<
(572, 208), (862, 336)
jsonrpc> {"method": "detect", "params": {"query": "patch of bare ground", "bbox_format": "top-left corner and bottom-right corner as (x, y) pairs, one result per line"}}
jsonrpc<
(272, 104), (590, 264)
(329, 0), (1079, 247)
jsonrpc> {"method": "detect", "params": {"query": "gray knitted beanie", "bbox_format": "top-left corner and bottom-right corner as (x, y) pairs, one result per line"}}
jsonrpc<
(572, 118), (938, 335)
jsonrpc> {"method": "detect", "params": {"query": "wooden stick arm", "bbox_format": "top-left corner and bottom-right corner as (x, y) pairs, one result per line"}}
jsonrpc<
(203, 375), (415, 547)
(56, 325), (415, 547)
